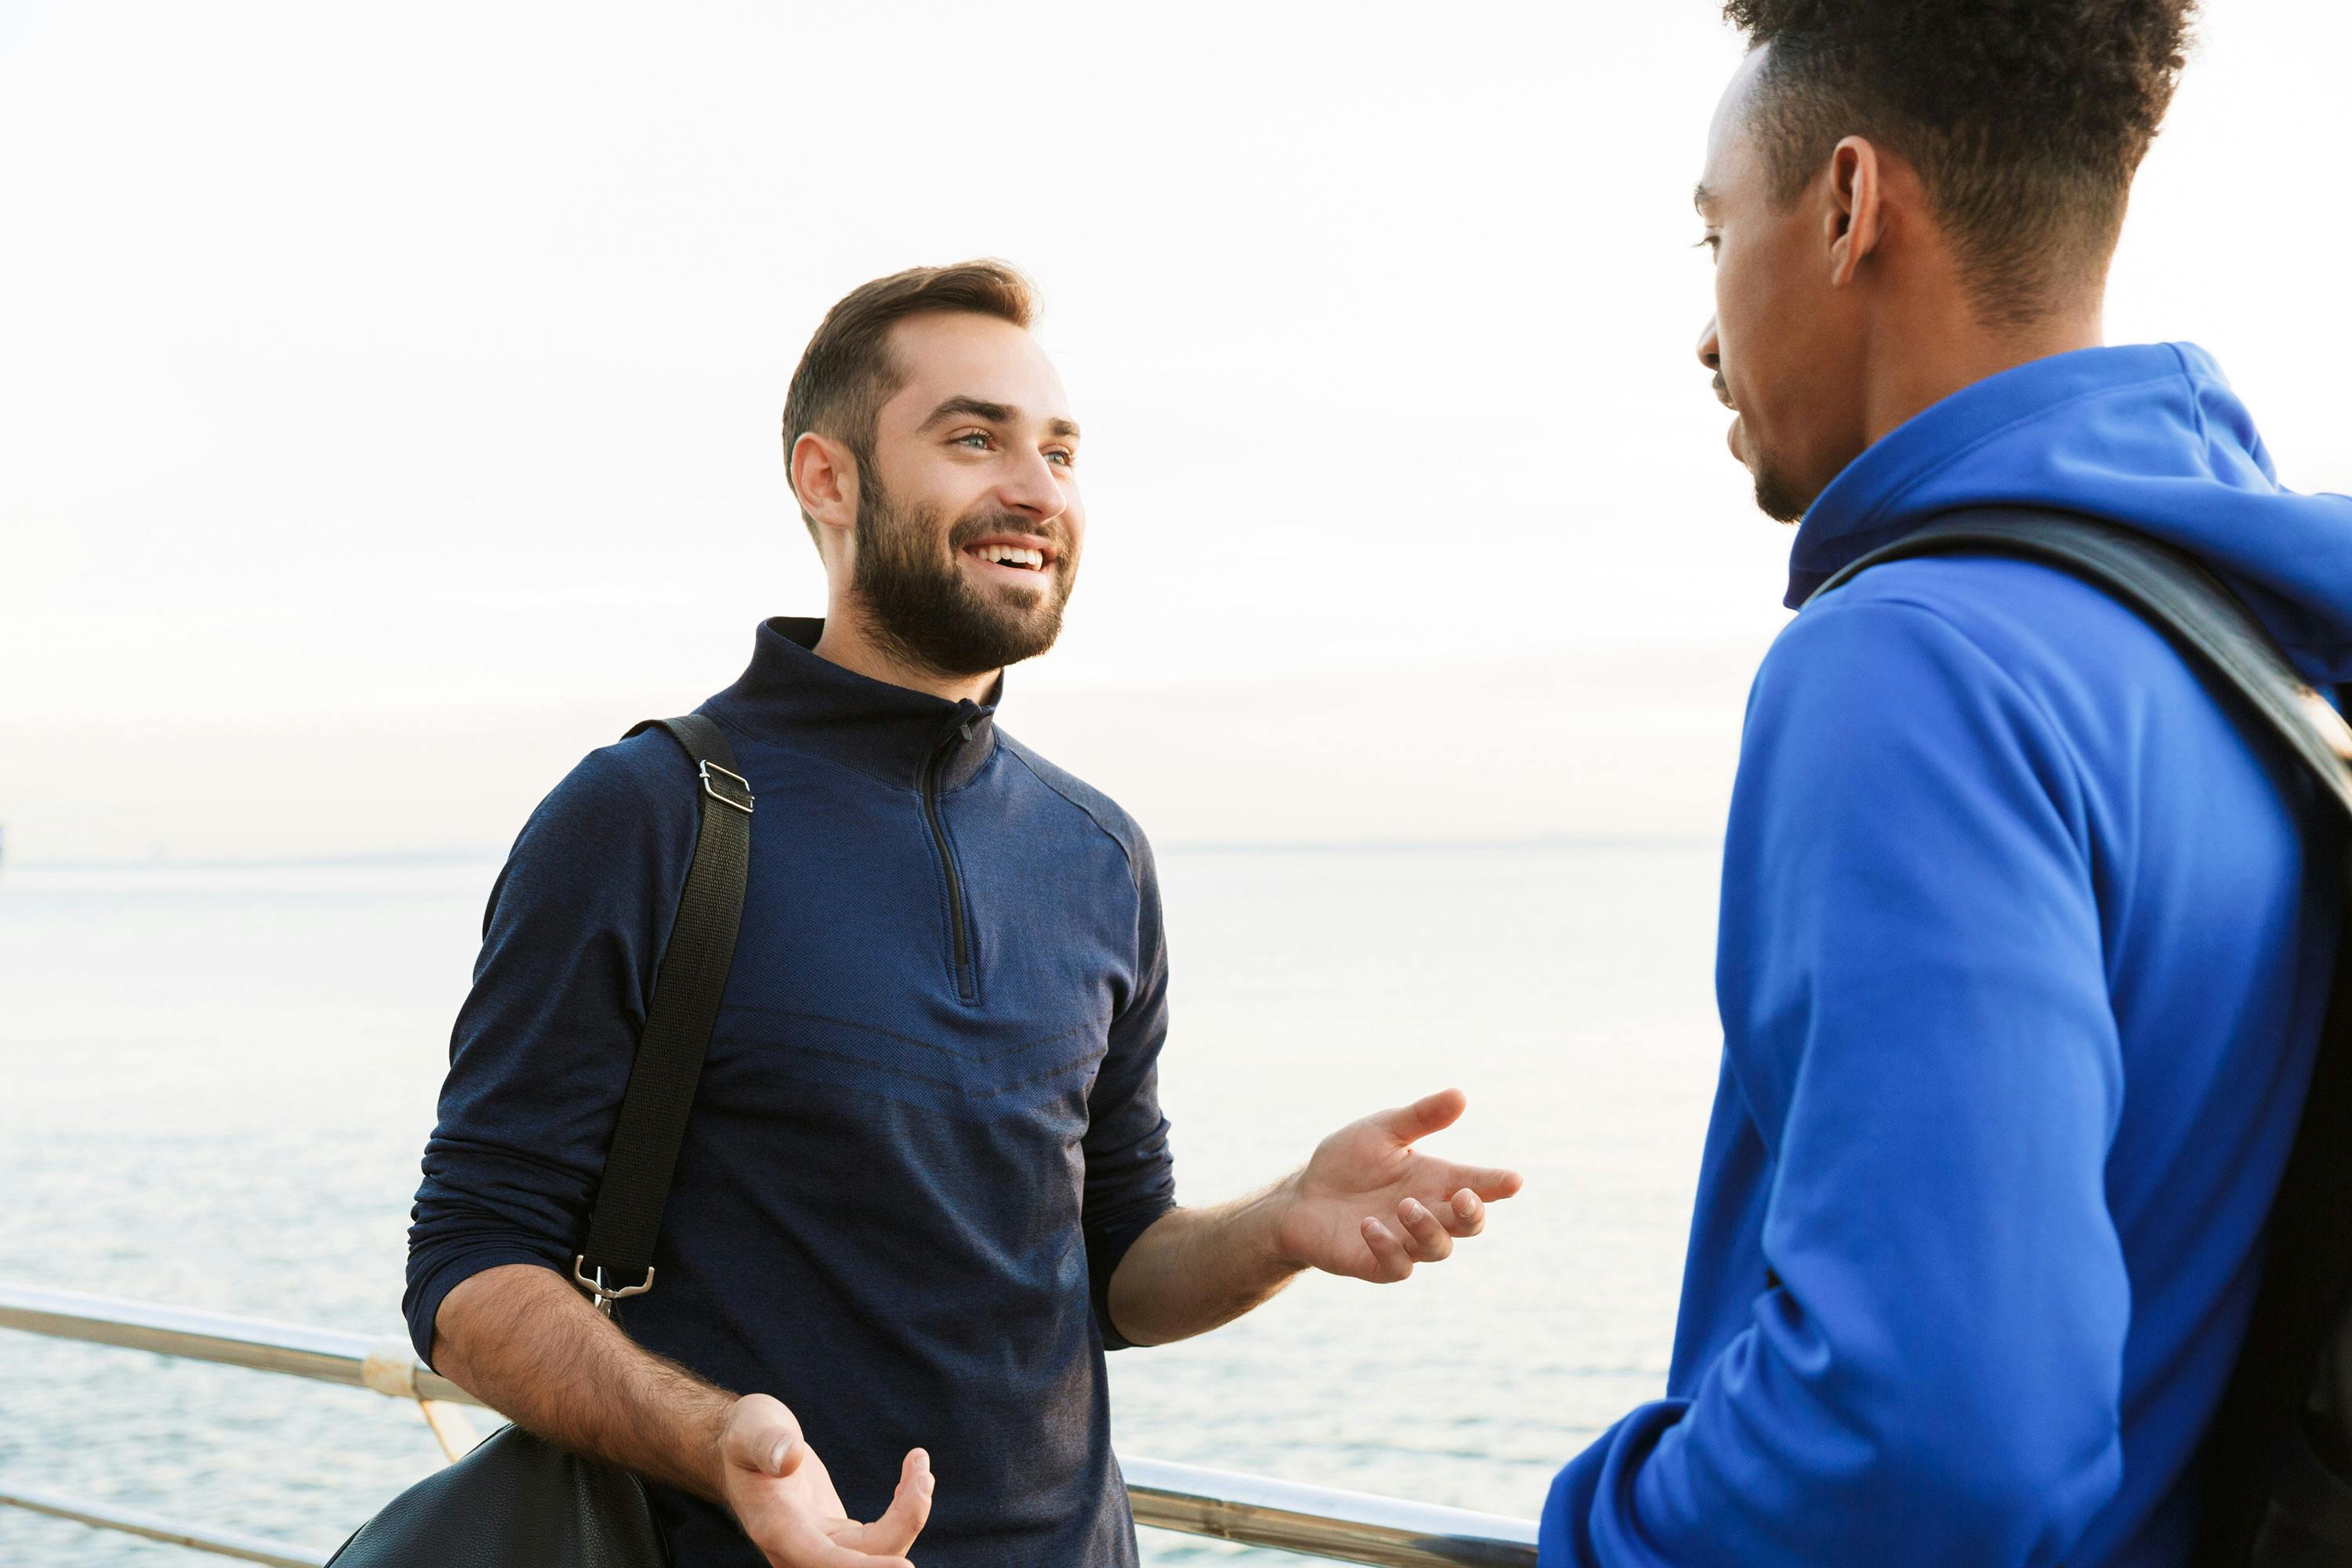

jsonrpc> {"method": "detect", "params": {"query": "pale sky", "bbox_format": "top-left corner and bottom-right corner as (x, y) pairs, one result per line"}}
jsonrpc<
(5, 2), (2349, 862)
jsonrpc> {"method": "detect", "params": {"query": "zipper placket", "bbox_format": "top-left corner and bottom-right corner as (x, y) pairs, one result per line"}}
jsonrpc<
(924, 720), (978, 1000)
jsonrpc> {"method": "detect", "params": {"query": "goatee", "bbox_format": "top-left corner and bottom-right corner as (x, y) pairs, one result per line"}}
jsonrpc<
(1751, 463), (1813, 525)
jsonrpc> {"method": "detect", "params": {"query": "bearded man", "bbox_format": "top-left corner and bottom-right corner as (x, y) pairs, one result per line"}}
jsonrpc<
(405, 261), (1522, 1568)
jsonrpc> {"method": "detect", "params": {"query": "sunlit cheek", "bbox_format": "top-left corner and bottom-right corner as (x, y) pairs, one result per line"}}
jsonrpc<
(902, 462), (989, 533)
(1719, 238), (1805, 397)
(1712, 261), (1753, 376)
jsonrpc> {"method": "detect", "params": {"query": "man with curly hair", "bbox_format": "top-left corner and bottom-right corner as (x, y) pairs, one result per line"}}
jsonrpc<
(1542, 4), (2352, 1563)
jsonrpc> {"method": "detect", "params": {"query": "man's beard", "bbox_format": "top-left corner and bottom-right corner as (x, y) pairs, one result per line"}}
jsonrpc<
(850, 477), (1076, 680)
(1750, 457), (1813, 524)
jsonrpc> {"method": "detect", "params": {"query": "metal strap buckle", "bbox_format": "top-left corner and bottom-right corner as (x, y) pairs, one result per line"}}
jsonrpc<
(699, 760), (754, 815)
(572, 1255), (655, 1317)
(2294, 685), (2352, 763)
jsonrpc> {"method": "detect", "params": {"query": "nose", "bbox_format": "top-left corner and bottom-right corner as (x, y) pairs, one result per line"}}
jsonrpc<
(1696, 316), (1721, 375)
(996, 446), (1066, 524)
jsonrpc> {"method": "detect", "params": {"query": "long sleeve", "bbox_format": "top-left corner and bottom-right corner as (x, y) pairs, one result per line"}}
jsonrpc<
(402, 736), (699, 1365)
(1543, 594), (2131, 1566)
(1080, 829), (1179, 1349)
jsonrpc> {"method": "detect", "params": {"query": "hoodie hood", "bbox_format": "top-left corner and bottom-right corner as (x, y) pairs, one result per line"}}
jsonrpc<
(1788, 342), (2352, 682)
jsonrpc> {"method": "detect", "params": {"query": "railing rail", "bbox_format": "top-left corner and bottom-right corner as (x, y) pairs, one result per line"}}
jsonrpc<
(0, 1484), (328, 1568)
(0, 1282), (1540, 1568)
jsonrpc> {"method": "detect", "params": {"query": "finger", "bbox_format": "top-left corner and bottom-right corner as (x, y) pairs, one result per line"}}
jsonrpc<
(1369, 1087), (1467, 1145)
(785, 1524), (915, 1568)
(764, 1513), (913, 1568)
(840, 1450), (934, 1555)
(1359, 1215), (1416, 1282)
(1447, 1164), (1523, 1203)
(1394, 1196), (1454, 1262)
(797, 1542), (914, 1568)
(1442, 1188), (1486, 1237)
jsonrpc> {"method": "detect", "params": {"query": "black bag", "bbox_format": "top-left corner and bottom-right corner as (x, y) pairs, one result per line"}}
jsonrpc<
(330, 713), (756, 1568)
(1814, 509), (2352, 1565)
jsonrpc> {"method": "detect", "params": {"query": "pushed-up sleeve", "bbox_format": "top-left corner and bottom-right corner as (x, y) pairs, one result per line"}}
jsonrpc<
(402, 739), (699, 1367)
(1543, 593), (2130, 1566)
(1082, 828), (1179, 1349)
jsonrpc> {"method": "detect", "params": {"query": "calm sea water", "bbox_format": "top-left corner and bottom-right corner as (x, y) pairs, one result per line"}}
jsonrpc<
(0, 840), (1725, 1564)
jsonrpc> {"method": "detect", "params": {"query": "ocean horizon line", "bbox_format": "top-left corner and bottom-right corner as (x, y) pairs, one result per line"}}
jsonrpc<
(4, 831), (1719, 876)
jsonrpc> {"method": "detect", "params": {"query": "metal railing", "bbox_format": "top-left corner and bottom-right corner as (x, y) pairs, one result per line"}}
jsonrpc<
(0, 1283), (1540, 1567)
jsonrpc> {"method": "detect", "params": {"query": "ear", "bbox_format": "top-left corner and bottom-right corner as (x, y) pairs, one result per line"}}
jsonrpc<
(1826, 135), (1886, 289)
(789, 430), (859, 538)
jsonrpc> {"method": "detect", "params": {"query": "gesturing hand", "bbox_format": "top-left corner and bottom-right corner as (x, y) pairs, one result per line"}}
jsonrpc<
(716, 1394), (933, 1568)
(1273, 1087), (1523, 1283)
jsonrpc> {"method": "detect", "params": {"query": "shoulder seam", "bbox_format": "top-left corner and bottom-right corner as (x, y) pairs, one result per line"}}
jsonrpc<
(997, 741), (1142, 886)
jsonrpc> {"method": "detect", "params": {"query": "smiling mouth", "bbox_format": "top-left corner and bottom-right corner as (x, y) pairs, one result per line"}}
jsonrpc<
(963, 540), (1055, 574)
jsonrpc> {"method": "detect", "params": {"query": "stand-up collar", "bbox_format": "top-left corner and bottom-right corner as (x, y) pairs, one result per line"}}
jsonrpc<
(705, 617), (1001, 791)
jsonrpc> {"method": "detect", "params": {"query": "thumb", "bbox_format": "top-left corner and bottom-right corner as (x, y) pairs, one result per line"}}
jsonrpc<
(843, 1449), (934, 1555)
(720, 1394), (807, 1477)
(1370, 1087), (1466, 1145)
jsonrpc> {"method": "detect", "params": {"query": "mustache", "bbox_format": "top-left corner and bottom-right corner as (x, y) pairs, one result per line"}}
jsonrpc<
(1712, 373), (1735, 410)
(949, 511), (1070, 557)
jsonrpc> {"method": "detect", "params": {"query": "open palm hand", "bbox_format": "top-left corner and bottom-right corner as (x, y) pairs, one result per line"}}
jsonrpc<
(717, 1395), (933, 1568)
(1273, 1088), (1524, 1282)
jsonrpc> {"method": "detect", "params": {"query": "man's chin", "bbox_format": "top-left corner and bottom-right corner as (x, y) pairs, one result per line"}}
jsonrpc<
(930, 600), (1069, 677)
(1749, 460), (1813, 525)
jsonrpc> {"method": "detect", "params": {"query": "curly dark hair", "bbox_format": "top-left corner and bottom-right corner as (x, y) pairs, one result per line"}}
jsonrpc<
(1723, 0), (2197, 322)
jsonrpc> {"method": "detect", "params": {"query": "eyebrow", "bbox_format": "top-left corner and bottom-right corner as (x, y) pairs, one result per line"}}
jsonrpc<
(919, 396), (1014, 430)
(919, 395), (1081, 442)
(1693, 182), (1715, 214)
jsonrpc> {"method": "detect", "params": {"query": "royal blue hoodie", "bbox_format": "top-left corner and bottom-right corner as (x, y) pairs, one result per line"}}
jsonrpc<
(1541, 344), (2352, 1566)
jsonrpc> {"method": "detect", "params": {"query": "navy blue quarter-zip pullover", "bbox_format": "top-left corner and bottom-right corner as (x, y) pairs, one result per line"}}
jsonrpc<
(405, 617), (1178, 1566)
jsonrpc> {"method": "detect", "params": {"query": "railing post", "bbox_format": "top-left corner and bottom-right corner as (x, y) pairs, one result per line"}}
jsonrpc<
(357, 1334), (480, 1462)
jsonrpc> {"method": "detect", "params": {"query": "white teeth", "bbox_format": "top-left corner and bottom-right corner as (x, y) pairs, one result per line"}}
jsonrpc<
(975, 544), (1045, 568)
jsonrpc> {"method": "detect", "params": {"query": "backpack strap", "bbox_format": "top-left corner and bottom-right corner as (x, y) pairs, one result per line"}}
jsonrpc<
(1809, 506), (2352, 816)
(1811, 505), (2352, 1563)
(572, 712), (755, 1314)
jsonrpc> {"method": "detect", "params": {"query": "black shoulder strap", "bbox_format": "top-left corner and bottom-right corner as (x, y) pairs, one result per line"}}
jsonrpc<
(1813, 506), (2352, 1563)
(1810, 506), (2352, 817)
(572, 712), (755, 1312)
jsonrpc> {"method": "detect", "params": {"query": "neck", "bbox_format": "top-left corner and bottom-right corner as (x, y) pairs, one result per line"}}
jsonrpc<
(1861, 292), (2105, 447)
(811, 595), (1000, 706)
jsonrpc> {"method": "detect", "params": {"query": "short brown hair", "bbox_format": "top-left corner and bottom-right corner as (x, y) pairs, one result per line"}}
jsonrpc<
(780, 260), (1036, 530)
(1725, 0), (2195, 324)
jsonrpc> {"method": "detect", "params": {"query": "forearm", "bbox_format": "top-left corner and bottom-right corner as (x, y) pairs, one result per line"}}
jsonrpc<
(1105, 1178), (1302, 1347)
(432, 1263), (735, 1500)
